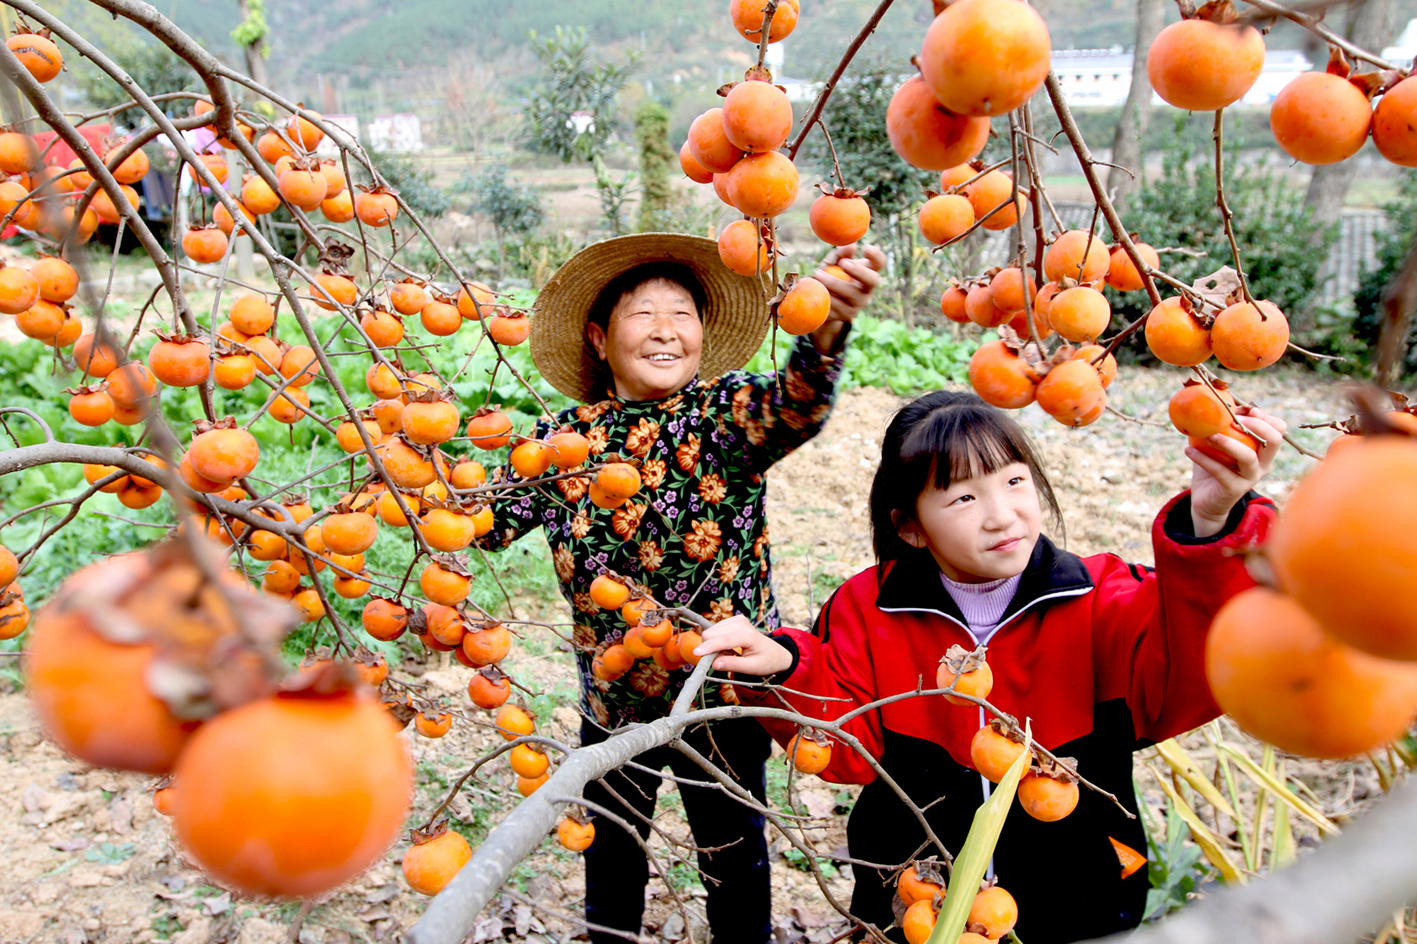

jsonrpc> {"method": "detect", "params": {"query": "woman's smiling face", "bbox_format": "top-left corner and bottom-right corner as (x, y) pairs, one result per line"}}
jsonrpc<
(587, 278), (704, 402)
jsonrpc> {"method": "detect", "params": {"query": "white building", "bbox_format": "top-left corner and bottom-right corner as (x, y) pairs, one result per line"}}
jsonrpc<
(1382, 18), (1417, 67)
(1051, 48), (1313, 107)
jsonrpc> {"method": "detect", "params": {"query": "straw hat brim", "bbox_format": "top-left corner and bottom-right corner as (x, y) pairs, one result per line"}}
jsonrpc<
(530, 233), (771, 403)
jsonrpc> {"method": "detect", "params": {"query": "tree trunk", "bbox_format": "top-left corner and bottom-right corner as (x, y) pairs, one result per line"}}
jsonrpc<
(1377, 232), (1417, 387)
(1107, 0), (1164, 214)
(1303, 0), (1398, 232)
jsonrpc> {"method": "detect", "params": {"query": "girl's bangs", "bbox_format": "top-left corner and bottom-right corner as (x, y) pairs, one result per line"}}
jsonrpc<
(897, 409), (1027, 493)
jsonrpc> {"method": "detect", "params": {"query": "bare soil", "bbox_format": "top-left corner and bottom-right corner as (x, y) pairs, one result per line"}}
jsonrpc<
(0, 370), (1389, 944)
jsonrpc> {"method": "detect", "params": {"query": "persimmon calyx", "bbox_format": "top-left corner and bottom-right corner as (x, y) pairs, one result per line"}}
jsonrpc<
(939, 643), (989, 675)
(1029, 755), (1080, 784)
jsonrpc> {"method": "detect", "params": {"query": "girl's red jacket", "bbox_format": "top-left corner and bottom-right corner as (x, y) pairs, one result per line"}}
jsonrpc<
(738, 491), (1276, 943)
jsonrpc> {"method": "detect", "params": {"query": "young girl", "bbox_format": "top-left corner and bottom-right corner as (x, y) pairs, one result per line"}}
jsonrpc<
(695, 390), (1285, 943)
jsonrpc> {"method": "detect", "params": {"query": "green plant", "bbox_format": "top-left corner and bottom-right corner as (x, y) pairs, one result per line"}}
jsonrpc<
(85, 842), (137, 864)
(782, 847), (838, 876)
(745, 315), (980, 394)
(634, 99), (675, 233)
(1139, 788), (1215, 922)
(466, 163), (546, 278)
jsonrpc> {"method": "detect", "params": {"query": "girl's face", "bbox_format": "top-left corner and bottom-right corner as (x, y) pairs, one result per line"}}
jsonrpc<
(901, 461), (1043, 584)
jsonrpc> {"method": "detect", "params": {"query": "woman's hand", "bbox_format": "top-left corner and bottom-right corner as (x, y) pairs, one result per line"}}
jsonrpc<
(810, 244), (887, 354)
(692, 615), (794, 677)
(1186, 405), (1287, 537)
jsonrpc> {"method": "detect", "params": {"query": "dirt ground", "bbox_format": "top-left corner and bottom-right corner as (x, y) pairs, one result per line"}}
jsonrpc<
(0, 370), (1389, 944)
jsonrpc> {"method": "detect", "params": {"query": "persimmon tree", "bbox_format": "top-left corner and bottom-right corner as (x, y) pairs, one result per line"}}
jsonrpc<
(2, 1), (1417, 944)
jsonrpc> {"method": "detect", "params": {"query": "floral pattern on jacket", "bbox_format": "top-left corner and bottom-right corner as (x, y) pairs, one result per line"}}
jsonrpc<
(480, 333), (848, 729)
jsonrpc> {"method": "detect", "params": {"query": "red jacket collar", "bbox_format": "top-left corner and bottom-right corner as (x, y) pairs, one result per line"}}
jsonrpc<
(874, 538), (1094, 633)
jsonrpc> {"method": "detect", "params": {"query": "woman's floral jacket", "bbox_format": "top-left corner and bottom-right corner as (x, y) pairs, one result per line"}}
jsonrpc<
(481, 332), (848, 729)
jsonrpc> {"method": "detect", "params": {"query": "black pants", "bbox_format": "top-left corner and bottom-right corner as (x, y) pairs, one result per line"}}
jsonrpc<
(580, 717), (773, 944)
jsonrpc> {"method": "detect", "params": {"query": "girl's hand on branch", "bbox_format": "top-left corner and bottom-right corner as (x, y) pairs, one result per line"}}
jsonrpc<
(1186, 405), (1287, 538)
(693, 615), (794, 677)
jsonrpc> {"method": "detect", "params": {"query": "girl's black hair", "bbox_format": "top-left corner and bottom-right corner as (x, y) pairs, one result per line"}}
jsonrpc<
(587, 262), (708, 331)
(868, 390), (1064, 563)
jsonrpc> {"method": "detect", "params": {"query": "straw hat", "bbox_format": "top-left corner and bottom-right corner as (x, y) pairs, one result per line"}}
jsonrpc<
(530, 233), (771, 403)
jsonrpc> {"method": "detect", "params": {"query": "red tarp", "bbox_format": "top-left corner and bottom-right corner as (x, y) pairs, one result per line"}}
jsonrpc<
(31, 122), (111, 169)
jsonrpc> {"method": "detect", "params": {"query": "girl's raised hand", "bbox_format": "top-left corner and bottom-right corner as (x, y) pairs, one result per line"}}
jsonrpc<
(1185, 404), (1288, 537)
(693, 615), (794, 677)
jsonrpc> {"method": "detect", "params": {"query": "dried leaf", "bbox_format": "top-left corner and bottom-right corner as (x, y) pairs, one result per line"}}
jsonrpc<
(1154, 739), (1237, 818)
(1151, 764), (1247, 885)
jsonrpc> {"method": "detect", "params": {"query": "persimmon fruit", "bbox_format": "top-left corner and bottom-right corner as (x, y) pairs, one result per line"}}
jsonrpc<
(919, 0), (1051, 117)
(1205, 587), (1417, 757)
(149, 337), (211, 387)
(1036, 359), (1106, 428)
(0, 264), (39, 314)
(901, 899), (936, 944)
(897, 862), (945, 905)
(1373, 76), (1417, 166)
(558, 817), (596, 852)
(467, 410), (514, 449)
(810, 193), (871, 247)
(495, 704), (535, 740)
(969, 722), (1030, 783)
(1048, 286), (1110, 342)
(1144, 297), (1211, 366)
(722, 80), (793, 154)
(886, 74), (990, 171)
(9, 33), (63, 83)
(462, 622), (511, 667)
(963, 169), (1022, 230)
(1210, 300), (1289, 371)
(968, 340), (1038, 410)
(1044, 230), (1111, 284)
(919, 194), (974, 245)
(969, 885), (1019, 939)
(687, 109), (743, 176)
(1168, 383), (1233, 438)
(1105, 243), (1160, 292)
(729, 0), (799, 43)
(414, 712), (452, 738)
(679, 141), (714, 184)
(1146, 16), (1266, 112)
(189, 427), (260, 482)
(509, 743), (549, 779)
(1271, 72), (1372, 165)
(403, 827), (471, 895)
(172, 689), (413, 898)
(777, 277), (831, 335)
(469, 671), (512, 709)
(718, 219), (772, 277)
(788, 732), (831, 774)
(1018, 767), (1080, 821)
(1268, 438), (1417, 662)
(726, 151), (800, 219)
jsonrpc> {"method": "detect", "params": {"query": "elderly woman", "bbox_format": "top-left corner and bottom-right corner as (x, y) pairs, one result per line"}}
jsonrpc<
(481, 233), (884, 944)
